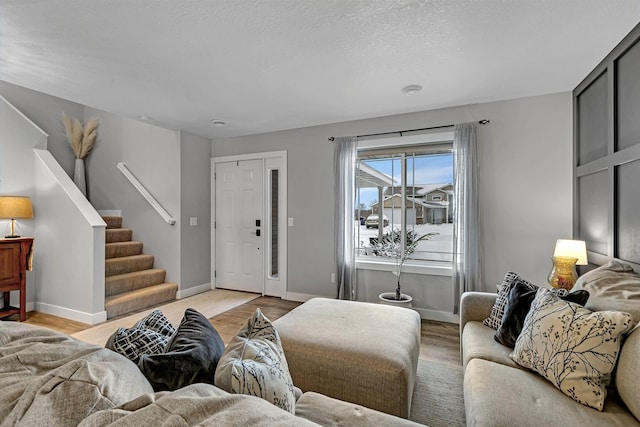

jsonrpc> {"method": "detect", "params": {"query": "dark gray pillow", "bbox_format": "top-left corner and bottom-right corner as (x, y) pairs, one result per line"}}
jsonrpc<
(494, 281), (590, 348)
(138, 308), (225, 391)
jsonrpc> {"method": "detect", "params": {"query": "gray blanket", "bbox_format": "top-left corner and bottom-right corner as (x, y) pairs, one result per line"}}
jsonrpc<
(0, 322), (153, 426)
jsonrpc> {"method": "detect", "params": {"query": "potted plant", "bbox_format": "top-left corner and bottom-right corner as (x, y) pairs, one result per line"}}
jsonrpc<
(371, 229), (437, 307)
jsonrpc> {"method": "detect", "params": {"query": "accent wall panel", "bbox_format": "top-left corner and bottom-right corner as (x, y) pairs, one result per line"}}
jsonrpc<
(616, 39), (640, 151)
(577, 72), (608, 165)
(617, 160), (640, 263)
(574, 22), (640, 269)
(577, 171), (608, 257)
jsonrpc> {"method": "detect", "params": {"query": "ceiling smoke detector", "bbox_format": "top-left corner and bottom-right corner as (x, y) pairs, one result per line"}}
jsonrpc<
(401, 84), (423, 96)
(211, 119), (228, 127)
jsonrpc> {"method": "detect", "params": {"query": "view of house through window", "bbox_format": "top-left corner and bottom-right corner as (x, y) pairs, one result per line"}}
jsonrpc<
(355, 143), (454, 264)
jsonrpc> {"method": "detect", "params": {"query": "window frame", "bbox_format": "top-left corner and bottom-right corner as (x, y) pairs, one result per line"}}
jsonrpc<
(354, 131), (454, 276)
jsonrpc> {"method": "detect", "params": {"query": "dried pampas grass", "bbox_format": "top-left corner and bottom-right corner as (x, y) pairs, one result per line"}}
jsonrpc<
(62, 113), (99, 159)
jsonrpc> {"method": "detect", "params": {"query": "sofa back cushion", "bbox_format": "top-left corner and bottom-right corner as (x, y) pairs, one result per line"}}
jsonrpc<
(616, 326), (640, 420)
(573, 260), (640, 325)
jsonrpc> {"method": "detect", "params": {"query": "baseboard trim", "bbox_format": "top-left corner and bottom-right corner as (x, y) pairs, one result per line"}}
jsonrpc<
(413, 307), (459, 324)
(97, 209), (122, 216)
(285, 292), (320, 303)
(176, 283), (212, 299)
(34, 302), (107, 325)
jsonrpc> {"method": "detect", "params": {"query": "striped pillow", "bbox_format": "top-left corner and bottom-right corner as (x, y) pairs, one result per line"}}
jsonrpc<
(483, 272), (567, 330)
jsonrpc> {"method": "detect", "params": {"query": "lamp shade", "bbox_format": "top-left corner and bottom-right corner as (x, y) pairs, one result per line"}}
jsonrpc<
(0, 196), (34, 219)
(553, 239), (587, 265)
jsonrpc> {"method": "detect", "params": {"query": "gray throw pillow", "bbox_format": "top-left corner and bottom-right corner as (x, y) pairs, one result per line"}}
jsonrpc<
(105, 327), (168, 364)
(138, 308), (225, 391)
(105, 309), (175, 364)
(133, 309), (176, 339)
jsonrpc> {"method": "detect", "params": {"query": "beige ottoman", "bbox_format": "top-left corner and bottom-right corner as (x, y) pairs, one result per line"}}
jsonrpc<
(273, 297), (421, 418)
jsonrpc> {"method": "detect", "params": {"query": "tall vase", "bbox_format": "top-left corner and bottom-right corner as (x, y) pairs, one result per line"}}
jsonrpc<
(74, 158), (87, 197)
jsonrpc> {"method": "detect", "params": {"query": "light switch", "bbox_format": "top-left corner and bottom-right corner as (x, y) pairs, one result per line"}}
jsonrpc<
(189, 217), (198, 226)
(288, 217), (294, 227)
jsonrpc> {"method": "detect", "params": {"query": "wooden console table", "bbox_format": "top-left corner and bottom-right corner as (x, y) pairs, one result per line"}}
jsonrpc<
(0, 237), (34, 321)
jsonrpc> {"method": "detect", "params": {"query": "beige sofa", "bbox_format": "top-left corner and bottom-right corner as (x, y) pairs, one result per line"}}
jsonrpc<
(0, 320), (423, 426)
(459, 261), (640, 427)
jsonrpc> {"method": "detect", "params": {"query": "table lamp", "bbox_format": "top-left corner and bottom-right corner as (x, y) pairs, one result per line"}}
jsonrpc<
(547, 239), (587, 291)
(0, 196), (34, 238)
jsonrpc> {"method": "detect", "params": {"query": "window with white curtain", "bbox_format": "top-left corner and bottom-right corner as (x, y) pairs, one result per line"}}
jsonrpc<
(355, 135), (454, 269)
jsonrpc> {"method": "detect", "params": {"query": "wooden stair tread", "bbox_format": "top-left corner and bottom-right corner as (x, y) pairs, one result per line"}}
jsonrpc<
(105, 228), (133, 243)
(105, 241), (143, 259)
(105, 268), (167, 296)
(105, 254), (154, 276)
(105, 283), (178, 319)
(102, 216), (123, 229)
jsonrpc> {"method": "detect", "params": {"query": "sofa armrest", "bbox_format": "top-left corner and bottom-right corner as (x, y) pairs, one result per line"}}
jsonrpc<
(459, 291), (497, 337)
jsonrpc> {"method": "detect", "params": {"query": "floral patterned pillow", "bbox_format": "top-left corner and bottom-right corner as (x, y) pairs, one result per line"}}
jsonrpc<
(214, 308), (296, 413)
(510, 288), (633, 410)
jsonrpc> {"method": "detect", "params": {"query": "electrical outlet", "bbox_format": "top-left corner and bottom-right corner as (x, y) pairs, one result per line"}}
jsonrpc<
(189, 217), (198, 226)
(331, 273), (335, 283)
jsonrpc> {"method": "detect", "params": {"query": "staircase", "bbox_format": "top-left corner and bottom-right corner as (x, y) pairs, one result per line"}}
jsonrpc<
(103, 216), (178, 319)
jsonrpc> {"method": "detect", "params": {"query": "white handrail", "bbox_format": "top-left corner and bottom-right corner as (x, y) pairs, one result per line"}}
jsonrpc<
(117, 162), (176, 225)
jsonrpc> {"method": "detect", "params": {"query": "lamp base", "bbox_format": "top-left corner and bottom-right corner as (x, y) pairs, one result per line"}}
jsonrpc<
(4, 234), (20, 239)
(548, 256), (579, 291)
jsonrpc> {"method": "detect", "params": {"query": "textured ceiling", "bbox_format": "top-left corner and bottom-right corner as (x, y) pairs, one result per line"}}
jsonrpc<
(1, 1), (640, 139)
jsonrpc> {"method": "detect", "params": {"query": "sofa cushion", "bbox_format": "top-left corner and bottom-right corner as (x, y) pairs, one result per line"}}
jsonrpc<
(139, 308), (225, 391)
(483, 272), (567, 330)
(215, 308), (296, 413)
(573, 260), (640, 325)
(510, 288), (633, 410)
(464, 358), (640, 427)
(295, 391), (423, 427)
(494, 282), (589, 348)
(80, 383), (317, 427)
(461, 321), (522, 369)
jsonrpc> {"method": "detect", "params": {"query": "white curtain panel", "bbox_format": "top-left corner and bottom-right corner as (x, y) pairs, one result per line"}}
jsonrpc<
(334, 136), (357, 300)
(452, 122), (482, 314)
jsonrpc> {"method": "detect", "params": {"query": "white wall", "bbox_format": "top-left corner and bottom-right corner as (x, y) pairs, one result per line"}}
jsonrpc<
(85, 108), (182, 285)
(0, 95), (48, 308)
(0, 81), (84, 177)
(212, 92), (573, 315)
(179, 131), (212, 295)
(33, 150), (106, 324)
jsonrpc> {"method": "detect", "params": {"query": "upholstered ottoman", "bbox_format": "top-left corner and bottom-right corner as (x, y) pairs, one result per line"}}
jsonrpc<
(273, 297), (421, 418)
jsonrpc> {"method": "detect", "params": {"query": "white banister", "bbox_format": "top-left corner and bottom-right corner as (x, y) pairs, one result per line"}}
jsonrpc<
(117, 162), (176, 225)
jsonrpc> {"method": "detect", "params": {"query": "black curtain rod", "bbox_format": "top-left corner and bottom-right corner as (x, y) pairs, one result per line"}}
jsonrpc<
(327, 119), (490, 142)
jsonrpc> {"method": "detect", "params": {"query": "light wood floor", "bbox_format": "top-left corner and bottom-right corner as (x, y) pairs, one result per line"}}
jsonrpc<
(18, 296), (461, 366)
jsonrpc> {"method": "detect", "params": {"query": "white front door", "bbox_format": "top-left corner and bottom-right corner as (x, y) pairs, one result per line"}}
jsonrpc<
(215, 160), (264, 293)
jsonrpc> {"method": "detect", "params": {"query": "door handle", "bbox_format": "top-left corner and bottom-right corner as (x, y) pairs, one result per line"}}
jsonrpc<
(250, 230), (261, 236)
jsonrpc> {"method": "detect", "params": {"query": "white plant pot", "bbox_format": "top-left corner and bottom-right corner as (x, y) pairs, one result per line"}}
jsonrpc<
(378, 292), (413, 308)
